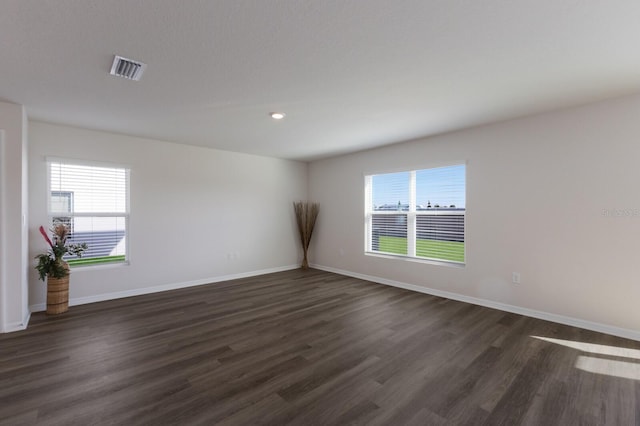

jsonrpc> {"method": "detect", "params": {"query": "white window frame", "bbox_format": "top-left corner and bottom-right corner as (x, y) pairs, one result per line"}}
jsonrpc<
(364, 164), (466, 266)
(47, 157), (131, 268)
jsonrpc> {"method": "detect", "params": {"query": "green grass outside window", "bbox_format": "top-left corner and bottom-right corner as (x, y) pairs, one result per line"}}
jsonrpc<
(68, 255), (126, 267)
(377, 236), (465, 263)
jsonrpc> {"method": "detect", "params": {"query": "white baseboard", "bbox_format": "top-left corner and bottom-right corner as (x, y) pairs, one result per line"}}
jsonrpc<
(311, 264), (640, 342)
(29, 264), (300, 313)
(3, 310), (31, 333)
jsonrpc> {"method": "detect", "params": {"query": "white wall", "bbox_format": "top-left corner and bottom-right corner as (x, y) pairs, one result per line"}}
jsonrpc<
(309, 93), (640, 339)
(0, 101), (29, 332)
(29, 122), (307, 309)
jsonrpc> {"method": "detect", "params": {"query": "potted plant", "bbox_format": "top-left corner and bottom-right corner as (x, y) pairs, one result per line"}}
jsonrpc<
(35, 223), (88, 314)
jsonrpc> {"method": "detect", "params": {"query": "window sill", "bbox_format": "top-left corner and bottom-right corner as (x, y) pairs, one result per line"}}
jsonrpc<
(365, 251), (465, 268)
(70, 261), (130, 272)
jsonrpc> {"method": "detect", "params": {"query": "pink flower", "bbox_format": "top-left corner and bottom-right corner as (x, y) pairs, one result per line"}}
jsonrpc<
(39, 225), (53, 248)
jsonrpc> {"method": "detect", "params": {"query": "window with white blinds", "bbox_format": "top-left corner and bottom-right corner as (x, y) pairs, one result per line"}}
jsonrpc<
(365, 164), (466, 264)
(48, 160), (129, 267)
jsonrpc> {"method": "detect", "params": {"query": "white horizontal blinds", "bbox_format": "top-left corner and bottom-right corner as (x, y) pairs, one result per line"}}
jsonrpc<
(69, 217), (127, 260)
(370, 171), (410, 255)
(49, 163), (127, 214)
(415, 165), (465, 263)
(49, 161), (128, 263)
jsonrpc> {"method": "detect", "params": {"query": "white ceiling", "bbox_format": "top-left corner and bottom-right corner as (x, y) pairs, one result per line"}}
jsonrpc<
(1, 1), (639, 161)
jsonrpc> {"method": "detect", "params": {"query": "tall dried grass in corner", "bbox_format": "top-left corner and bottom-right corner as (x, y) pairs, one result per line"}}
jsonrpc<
(293, 201), (319, 269)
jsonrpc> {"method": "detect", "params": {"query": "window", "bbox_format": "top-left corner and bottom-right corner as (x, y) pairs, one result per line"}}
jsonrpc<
(48, 160), (130, 267)
(365, 164), (465, 264)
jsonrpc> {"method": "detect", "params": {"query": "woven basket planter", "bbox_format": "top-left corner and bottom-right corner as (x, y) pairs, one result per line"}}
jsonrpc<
(47, 262), (70, 315)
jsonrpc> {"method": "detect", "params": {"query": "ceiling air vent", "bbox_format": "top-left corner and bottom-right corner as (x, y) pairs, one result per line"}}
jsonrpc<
(110, 55), (146, 81)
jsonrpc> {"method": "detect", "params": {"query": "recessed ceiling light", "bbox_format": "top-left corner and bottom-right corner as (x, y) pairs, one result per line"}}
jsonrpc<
(270, 112), (286, 120)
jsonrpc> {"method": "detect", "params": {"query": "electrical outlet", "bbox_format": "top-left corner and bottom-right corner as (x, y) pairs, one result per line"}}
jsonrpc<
(512, 272), (521, 284)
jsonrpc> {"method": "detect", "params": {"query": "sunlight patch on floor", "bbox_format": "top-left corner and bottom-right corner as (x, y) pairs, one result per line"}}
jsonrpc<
(531, 336), (640, 360)
(531, 335), (640, 381)
(575, 355), (640, 381)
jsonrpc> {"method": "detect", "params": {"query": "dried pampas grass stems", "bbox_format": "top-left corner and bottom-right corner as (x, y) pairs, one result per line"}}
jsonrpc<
(293, 201), (319, 269)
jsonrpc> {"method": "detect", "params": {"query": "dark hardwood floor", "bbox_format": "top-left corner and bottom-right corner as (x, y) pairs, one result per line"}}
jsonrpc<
(1, 269), (638, 425)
